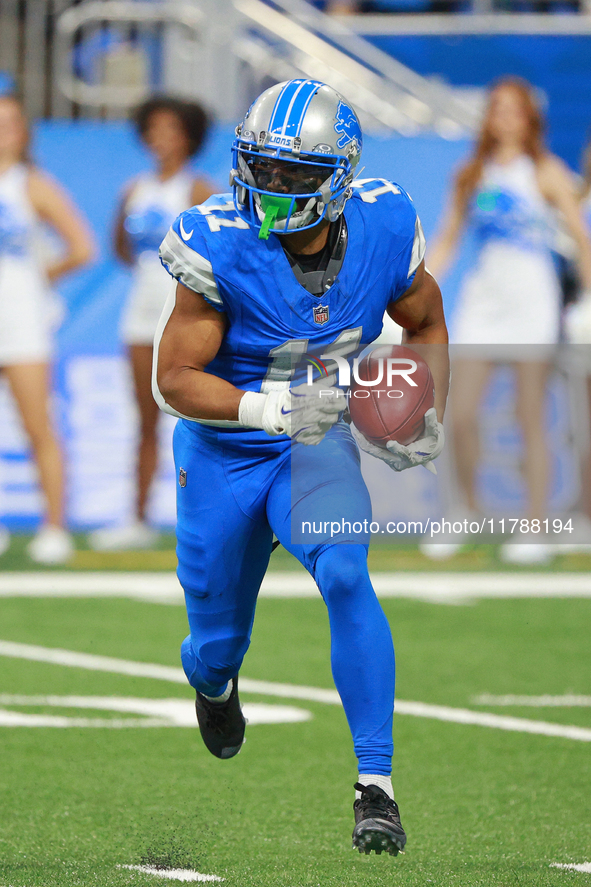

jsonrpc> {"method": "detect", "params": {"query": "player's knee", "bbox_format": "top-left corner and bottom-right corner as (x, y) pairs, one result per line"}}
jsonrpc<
(181, 633), (249, 693)
(198, 635), (250, 684)
(315, 544), (371, 605)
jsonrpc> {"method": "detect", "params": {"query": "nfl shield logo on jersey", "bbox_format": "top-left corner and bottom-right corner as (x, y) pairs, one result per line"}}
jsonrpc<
(313, 305), (329, 325)
(179, 468), (187, 488)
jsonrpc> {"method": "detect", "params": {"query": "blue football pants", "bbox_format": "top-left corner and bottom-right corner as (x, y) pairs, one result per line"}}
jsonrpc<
(174, 419), (395, 775)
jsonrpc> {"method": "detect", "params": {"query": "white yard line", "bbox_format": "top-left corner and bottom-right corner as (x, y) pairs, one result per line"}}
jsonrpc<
(551, 862), (591, 873)
(2, 570), (591, 604)
(0, 712), (159, 728)
(0, 640), (186, 683)
(0, 640), (340, 700)
(396, 701), (591, 742)
(0, 572), (184, 604)
(1, 641), (589, 742)
(0, 695), (311, 728)
(119, 865), (224, 882)
(474, 694), (591, 707)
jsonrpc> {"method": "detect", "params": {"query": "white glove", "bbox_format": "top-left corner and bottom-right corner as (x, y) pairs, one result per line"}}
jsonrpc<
(239, 379), (344, 445)
(351, 407), (444, 474)
(564, 292), (591, 344)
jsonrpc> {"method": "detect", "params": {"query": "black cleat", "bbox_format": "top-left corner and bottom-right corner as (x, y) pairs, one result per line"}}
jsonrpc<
(352, 782), (407, 856)
(194, 677), (246, 759)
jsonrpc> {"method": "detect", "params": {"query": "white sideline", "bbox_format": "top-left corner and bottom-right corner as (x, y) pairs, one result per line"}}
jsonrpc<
(1, 641), (590, 742)
(551, 862), (591, 873)
(120, 864), (224, 882)
(2, 570), (591, 604)
(474, 694), (591, 707)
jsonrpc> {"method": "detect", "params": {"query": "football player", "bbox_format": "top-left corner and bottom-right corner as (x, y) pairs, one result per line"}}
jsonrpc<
(155, 79), (448, 855)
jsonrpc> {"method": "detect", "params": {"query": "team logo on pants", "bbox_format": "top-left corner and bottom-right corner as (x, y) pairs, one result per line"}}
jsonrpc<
(179, 468), (187, 488)
(313, 305), (329, 325)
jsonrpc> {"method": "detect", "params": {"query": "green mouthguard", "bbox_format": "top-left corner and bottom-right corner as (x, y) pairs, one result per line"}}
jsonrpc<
(258, 194), (292, 240)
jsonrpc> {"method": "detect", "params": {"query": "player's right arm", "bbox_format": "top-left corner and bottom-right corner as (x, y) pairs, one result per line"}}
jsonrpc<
(155, 280), (342, 443)
(156, 209), (342, 442)
(156, 281), (243, 422)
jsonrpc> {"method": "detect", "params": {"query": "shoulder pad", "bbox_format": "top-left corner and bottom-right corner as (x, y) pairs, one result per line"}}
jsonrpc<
(351, 178), (425, 281)
(193, 192), (250, 235)
(159, 210), (223, 308)
(351, 178), (414, 207)
(352, 178), (401, 200)
(351, 178), (417, 232)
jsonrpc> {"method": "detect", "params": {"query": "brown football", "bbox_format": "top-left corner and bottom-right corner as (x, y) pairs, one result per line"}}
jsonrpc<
(349, 345), (434, 448)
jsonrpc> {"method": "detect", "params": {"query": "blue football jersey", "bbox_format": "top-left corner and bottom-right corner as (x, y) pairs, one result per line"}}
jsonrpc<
(157, 177), (425, 428)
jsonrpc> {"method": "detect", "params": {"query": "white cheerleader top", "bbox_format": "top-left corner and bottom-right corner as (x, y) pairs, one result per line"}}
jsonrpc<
(0, 163), (39, 259)
(123, 168), (194, 261)
(468, 155), (555, 254)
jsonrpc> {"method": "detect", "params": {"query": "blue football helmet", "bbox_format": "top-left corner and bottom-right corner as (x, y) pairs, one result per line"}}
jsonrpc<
(230, 80), (363, 239)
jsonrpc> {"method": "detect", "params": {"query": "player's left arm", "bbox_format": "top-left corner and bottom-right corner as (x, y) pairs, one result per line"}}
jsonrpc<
(28, 169), (95, 283)
(387, 260), (449, 421)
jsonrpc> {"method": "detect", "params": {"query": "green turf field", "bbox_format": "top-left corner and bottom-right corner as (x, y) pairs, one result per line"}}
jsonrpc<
(0, 544), (590, 886)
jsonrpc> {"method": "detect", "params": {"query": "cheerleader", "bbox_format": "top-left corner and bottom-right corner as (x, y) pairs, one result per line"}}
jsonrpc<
(0, 94), (94, 563)
(90, 97), (214, 550)
(423, 78), (591, 564)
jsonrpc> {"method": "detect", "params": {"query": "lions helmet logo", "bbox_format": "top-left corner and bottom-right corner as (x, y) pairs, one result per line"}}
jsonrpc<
(334, 101), (362, 154)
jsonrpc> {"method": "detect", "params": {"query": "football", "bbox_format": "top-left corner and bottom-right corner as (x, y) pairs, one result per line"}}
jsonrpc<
(349, 345), (434, 448)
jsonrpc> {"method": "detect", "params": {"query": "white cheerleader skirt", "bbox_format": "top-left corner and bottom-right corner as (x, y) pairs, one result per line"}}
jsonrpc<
(452, 242), (561, 356)
(0, 256), (58, 366)
(121, 251), (173, 347)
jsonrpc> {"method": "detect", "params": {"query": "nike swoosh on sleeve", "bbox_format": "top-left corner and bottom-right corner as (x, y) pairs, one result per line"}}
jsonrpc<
(179, 217), (194, 241)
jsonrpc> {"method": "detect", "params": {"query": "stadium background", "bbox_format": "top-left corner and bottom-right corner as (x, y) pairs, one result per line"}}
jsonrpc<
(0, 123), (475, 529)
(3, 18), (591, 529)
